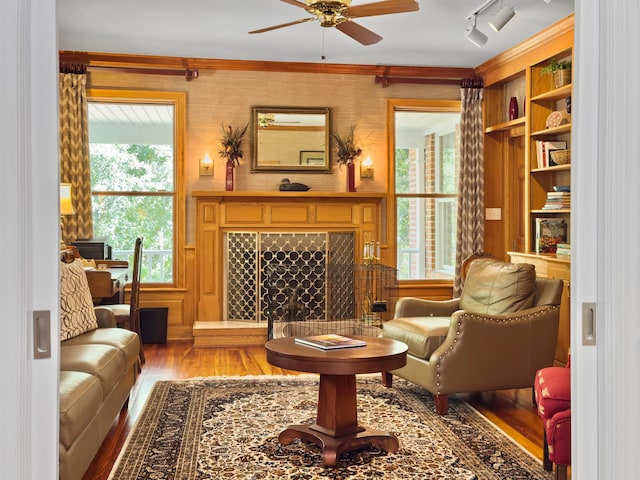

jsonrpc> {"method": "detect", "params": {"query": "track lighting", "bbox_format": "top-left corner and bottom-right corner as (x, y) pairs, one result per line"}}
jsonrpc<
(488, 4), (515, 32)
(465, 14), (488, 48)
(464, 0), (517, 47)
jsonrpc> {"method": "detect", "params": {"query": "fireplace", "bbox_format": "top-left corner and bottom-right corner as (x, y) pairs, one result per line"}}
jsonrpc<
(193, 192), (389, 338)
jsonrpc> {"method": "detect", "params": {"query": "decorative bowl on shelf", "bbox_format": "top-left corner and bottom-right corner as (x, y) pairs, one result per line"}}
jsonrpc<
(549, 150), (571, 166)
(545, 110), (570, 128)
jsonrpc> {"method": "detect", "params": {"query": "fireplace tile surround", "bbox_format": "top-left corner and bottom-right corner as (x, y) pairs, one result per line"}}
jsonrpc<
(192, 192), (387, 331)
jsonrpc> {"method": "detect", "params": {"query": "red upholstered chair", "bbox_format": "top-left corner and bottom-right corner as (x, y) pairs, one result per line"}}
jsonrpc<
(534, 360), (571, 480)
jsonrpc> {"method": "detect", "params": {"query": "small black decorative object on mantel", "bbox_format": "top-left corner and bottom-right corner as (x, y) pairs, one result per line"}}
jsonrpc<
(279, 178), (310, 191)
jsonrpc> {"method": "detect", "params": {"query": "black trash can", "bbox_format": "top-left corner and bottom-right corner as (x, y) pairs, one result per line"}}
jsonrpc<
(139, 307), (168, 344)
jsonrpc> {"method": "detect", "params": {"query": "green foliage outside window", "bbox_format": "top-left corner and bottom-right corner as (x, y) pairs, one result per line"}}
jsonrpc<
(90, 143), (174, 282)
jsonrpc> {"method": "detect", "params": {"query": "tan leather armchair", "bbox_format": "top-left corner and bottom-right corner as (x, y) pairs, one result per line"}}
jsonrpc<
(382, 258), (563, 414)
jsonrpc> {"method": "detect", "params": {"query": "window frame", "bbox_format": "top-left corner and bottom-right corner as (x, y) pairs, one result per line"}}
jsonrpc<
(387, 98), (461, 285)
(86, 89), (186, 288)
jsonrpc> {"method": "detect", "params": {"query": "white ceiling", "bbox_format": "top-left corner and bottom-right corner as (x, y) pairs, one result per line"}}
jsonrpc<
(56, 0), (574, 68)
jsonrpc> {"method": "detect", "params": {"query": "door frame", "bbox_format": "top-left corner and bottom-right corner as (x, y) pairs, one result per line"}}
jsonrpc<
(1, 0), (60, 478)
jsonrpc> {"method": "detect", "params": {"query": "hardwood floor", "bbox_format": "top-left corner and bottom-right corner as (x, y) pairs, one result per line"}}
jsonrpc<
(82, 340), (549, 480)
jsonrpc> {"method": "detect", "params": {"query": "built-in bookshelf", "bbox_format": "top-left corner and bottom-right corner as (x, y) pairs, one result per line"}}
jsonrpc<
(477, 14), (574, 365)
(527, 48), (573, 255)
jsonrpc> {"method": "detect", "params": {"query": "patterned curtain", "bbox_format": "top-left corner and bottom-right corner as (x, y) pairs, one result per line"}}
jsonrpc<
(59, 66), (93, 241)
(453, 79), (485, 296)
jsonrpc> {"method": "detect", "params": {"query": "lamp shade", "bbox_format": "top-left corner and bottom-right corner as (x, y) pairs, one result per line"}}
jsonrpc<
(60, 183), (75, 216)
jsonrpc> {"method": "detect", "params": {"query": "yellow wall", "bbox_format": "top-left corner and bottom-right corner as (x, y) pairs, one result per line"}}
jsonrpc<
(86, 66), (460, 338)
(87, 68), (459, 244)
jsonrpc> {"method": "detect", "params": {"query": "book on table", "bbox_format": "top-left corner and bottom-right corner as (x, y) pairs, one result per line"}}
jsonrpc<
(294, 334), (367, 350)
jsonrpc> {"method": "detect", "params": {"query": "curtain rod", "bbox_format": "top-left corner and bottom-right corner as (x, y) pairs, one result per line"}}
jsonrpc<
(86, 65), (199, 81)
(461, 77), (484, 88)
(374, 75), (464, 88)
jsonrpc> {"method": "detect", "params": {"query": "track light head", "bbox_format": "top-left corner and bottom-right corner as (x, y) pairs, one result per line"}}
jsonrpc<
(465, 15), (488, 48)
(488, 5), (515, 31)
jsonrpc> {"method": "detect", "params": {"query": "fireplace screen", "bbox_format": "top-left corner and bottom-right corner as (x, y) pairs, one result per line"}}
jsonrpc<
(225, 231), (397, 339)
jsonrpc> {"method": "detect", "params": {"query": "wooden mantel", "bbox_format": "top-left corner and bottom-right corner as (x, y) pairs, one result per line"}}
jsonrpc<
(191, 191), (387, 200)
(192, 191), (388, 327)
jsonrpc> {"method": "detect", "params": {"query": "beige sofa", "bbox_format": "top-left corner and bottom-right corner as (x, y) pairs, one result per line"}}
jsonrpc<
(59, 307), (140, 480)
(59, 259), (140, 480)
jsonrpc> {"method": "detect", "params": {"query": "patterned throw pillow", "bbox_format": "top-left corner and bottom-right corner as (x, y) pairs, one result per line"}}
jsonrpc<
(60, 259), (98, 341)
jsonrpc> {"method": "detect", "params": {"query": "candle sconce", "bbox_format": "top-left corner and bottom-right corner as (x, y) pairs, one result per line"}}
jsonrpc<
(199, 153), (213, 176)
(360, 156), (374, 179)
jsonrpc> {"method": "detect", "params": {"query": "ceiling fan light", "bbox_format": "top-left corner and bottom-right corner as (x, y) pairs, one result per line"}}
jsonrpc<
(488, 5), (515, 32)
(306, 0), (351, 6)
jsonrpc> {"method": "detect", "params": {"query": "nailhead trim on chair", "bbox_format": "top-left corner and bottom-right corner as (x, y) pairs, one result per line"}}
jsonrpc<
(433, 307), (558, 395)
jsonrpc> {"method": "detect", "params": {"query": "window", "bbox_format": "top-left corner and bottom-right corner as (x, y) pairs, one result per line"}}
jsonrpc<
(392, 101), (461, 281)
(87, 91), (185, 284)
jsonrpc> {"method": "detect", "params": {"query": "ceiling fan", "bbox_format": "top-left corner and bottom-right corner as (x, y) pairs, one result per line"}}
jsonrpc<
(249, 0), (420, 46)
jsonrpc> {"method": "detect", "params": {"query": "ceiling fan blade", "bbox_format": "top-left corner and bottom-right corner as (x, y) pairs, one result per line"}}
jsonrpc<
(336, 21), (383, 45)
(280, 0), (309, 8)
(249, 17), (315, 34)
(345, 0), (419, 19)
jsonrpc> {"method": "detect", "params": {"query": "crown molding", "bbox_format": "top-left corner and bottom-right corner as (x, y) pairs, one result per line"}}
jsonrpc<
(58, 50), (475, 80)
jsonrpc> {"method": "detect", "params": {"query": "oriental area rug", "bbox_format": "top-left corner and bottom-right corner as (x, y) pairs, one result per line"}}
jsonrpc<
(109, 375), (552, 480)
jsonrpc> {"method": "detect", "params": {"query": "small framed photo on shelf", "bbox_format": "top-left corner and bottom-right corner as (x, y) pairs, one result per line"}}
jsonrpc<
(299, 151), (325, 166)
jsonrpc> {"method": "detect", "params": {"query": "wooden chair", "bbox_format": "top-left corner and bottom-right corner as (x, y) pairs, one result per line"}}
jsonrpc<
(104, 237), (145, 364)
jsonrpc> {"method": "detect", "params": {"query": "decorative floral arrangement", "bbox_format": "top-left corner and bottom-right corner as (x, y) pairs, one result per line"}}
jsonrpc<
(331, 125), (362, 166)
(218, 123), (248, 167)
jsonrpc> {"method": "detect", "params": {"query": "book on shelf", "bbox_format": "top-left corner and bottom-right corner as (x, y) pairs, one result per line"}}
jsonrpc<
(535, 218), (567, 254)
(294, 334), (367, 350)
(542, 191), (571, 209)
(536, 141), (567, 168)
(555, 242), (571, 257)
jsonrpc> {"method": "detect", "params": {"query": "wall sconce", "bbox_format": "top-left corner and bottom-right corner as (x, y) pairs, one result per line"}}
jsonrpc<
(199, 153), (213, 176)
(360, 156), (374, 179)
